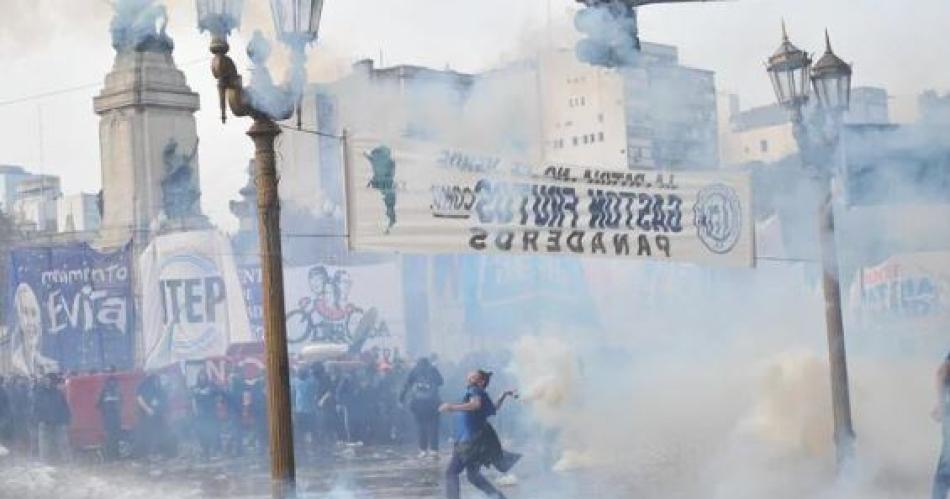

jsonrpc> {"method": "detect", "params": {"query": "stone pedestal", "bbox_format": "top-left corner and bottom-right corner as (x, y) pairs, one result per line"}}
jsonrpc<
(94, 46), (201, 249)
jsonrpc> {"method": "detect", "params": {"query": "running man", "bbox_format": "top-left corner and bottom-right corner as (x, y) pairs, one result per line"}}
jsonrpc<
(440, 369), (519, 499)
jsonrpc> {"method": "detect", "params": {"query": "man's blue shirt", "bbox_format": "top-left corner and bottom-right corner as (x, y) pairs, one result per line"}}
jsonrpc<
(454, 385), (495, 443)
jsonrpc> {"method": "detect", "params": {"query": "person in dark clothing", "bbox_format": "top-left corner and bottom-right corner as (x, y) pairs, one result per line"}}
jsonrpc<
(291, 368), (317, 456)
(440, 370), (518, 499)
(246, 374), (267, 454)
(349, 369), (375, 444)
(335, 373), (358, 443)
(191, 371), (220, 460)
(933, 351), (950, 499)
(34, 373), (71, 463)
(226, 372), (249, 457)
(8, 376), (31, 455)
(97, 377), (123, 460)
(401, 357), (444, 458)
(134, 374), (168, 461)
(310, 363), (336, 453)
(0, 376), (11, 447)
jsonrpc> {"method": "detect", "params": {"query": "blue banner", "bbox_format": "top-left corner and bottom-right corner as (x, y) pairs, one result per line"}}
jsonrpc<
(237, 265), (265, 341)
(7, 242), (134, 374)
(460, 254), (600, 337)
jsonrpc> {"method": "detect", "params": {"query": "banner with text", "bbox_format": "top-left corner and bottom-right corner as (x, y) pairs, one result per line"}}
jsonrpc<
(847, 252), (950, 334)
(140, 230), (254, 370)
(237, 262), (405, 355)
(6, 243), (134, 375)
(345, 138), (754, 267)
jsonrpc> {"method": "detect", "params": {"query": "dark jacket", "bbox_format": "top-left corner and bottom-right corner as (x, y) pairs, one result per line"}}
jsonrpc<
(455, 423), (521, 472)
(34, 384), (71, 426)
(399, 364), (444, 408)
(0, 385), (9, 422)
(97, 386), (123, 430)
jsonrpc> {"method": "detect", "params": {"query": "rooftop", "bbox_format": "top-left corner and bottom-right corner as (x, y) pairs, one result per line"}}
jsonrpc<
(0, 165), (28, 175)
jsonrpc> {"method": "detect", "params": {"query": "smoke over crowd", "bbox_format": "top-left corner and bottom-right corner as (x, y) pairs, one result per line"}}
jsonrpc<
(0, 1), (948, 499)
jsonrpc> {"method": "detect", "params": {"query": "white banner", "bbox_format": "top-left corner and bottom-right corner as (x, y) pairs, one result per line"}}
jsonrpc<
(279, 262), (405, 355)
(140, 230), (254, 370)
(848, 252), (950, 333)
(345, 137), (754, 267)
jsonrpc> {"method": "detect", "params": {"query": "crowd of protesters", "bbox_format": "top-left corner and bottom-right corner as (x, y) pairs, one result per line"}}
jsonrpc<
(0, 373), (73, 463)
(0, 349), (517, 466)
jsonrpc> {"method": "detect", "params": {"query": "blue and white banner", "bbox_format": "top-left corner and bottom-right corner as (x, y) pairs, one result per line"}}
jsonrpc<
(6, 242), (134, 375)
(140, 230), (254, 370)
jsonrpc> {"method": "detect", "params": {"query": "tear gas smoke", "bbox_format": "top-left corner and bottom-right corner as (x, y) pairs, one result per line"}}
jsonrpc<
(574, 1), (640, 67)
(1, 2), (946, 499)
(503, 258), (941, 499)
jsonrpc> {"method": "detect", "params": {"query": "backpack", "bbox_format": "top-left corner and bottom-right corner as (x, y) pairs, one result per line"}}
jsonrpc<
(411, 372), (438, 401)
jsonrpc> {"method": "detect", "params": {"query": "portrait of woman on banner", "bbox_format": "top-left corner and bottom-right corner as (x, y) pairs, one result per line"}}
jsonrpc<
(10, 283), (57, 376)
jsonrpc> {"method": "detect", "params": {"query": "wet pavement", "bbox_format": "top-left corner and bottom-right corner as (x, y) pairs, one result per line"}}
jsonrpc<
(0, 445), (531, 499)
(0, 441), (647, 499)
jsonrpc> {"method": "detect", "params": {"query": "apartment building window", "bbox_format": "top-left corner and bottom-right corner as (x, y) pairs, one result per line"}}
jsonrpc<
(598, 132), (604, 142)
(573, 137), (579, 146)
(598, 113), (604, 123)
(760, 140), (768, 153)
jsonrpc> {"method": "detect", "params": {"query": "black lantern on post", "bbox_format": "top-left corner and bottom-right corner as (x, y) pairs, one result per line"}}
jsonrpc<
(196, 0), (244, 38)
(811, 30), (853, 119)
(270, 0), (324, 50)
(766, 21), (812, 121)
(270, 0), (325, 127)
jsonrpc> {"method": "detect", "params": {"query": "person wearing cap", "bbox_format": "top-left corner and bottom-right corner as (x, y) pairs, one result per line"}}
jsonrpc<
(933, 351), (950, 499)
(440, 369), (519, 499)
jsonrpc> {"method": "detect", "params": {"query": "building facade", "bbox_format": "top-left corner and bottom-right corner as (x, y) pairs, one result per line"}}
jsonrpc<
(57, 193), (101, 233)
(12, 175), (61, 233)
(0, 165), (33, 214)
(532, 42), (719, 171)
(721, 86), (891, 167)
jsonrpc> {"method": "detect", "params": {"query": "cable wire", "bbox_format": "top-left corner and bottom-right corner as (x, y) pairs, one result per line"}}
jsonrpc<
(0, 57), (211, 108)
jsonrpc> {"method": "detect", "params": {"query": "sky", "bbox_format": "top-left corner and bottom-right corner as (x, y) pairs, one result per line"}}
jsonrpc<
(0, 0), (948, 231)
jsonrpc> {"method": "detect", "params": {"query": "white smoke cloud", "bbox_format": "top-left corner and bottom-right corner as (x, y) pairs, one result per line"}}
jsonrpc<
(503, 258), (939, 499)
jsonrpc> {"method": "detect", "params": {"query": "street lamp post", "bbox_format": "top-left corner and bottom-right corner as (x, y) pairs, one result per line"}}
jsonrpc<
(766, 23), (856, 469)
(195, 1), (325, 497)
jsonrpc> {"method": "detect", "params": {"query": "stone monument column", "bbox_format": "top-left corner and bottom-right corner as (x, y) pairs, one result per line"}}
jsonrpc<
(94, 5), (202, 249)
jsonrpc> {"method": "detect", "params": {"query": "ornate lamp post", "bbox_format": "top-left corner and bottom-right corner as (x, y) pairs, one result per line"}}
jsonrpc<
(766, 22), (812, 125)
(195, 1), (324, 497)
(766, 23), (855, 469)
